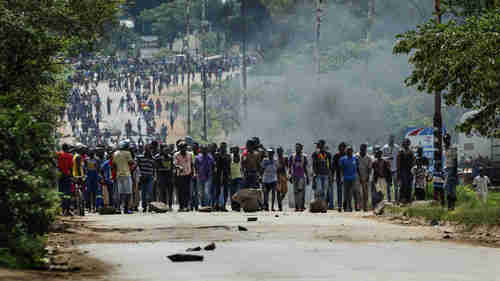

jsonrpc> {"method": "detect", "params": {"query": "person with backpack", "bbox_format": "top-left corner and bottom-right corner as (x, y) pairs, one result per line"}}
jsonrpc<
(289, 143), (309, 212)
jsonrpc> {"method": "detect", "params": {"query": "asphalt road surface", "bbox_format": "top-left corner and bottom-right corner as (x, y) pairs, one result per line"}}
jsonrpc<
(78, 211), (500, 281)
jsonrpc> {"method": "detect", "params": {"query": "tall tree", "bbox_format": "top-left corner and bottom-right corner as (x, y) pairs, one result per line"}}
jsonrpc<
(394, 5), (500, 136)
(0, 0), (120, 268)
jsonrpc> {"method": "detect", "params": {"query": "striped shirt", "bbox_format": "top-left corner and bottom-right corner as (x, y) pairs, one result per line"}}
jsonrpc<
(137, 155), (155, 176)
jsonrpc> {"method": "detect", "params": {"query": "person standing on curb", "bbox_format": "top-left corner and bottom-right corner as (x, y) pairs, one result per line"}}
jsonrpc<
(289, 143), (309, 212)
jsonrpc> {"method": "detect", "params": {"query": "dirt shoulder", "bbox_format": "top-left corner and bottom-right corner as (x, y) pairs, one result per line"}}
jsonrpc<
(372, 209), (500, 248)
(1, 218), (114, 281)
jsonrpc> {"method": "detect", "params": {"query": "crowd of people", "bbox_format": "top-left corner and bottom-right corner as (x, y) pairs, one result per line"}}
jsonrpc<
(64, 54), (240, 147)
(56, 133), (467, 216)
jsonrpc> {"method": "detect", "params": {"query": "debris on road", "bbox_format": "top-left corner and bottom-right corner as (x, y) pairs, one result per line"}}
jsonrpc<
(430, 219), (439, 226)
(99, 207), (120, 215)
(149, 202), (169, 213)
(310, 199), (327, 213)
(186, 246), (202, 252)
(167, 254), (204, 262)
(238, 226), (248, 231)
(374, 201), (393, 215)
(247, 217), (258, 222)
(203, 242), (216, 251)
(443, 234), (452, 239)
(198, 206), (213, 212)
(232, 189), (263, 212)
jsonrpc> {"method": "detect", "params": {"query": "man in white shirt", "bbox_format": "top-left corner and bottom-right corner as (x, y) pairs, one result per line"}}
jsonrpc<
(473, 168), (490, 204)
(382, 135), (399, 202)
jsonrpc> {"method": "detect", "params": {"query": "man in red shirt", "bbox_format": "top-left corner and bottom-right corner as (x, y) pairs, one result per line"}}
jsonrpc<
(57, 143), (74, 216)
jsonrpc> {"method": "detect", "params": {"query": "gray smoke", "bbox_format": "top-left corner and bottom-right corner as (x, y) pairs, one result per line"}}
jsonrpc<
(230, 1), (436, 151)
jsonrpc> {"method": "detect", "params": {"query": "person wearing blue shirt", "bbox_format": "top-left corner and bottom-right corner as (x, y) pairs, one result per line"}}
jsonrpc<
(340, 146), (358, 212)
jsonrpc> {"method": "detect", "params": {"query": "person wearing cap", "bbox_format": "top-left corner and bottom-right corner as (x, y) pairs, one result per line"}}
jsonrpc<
(312, 140), (332, 206)
(113, 140), (135, 214)
(289, 143), (309, 212)
(174, 141), (193, 211)
(261, 148), (278, 211)
(57, 143), (74, 216)
(340, 146), (358, 212)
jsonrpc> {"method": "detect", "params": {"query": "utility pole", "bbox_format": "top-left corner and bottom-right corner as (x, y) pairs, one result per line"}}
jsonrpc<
(315, 0), (323, 78)
(185, 0), (192, 136)
(241, 0), (248, 120)
(202, 0), (208, 140)
(434, 0), (443, 173)
(367, 0), (375, 42)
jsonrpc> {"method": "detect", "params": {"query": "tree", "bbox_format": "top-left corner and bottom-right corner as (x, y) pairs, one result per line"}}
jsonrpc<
(393, 6), (500, 137)
(139, 0), (197, 49)
(0, 0), (120, 268)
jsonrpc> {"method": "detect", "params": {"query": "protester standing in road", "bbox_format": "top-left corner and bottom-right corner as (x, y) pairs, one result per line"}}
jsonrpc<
(312, 140), (331, 203)
(372, 149), (391, 207)
(216, 142), (231, 211)
(230, 146), (243, 211)
(57, 144), (74, 216)
(289, 143), (309, 212)
(112, 140), (135, 214)
(276, 147), (288, 212)
(340, 146), (358, 212)
(137, 145), (155, 212)
(174, 141), (193, 211)
(358, 144), (372, 212)
(195, 145), (215, 208)
(261, 149), (278, 211)
(332, 142), (346, 212)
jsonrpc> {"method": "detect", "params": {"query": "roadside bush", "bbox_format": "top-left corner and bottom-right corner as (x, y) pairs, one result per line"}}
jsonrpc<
(0, 105), (61, 268)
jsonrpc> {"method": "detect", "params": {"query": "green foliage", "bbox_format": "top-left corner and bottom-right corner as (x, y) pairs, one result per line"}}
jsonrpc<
(393, 186), (500, 228)
(394, 8), (500, 137)
(0, 0), (120, 268)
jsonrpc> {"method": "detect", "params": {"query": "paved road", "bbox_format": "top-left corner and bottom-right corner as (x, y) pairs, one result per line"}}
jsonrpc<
(77, 211), (500, 281)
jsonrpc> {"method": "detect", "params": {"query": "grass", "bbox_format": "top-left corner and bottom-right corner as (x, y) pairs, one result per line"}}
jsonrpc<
(388, 185), (500, 228)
